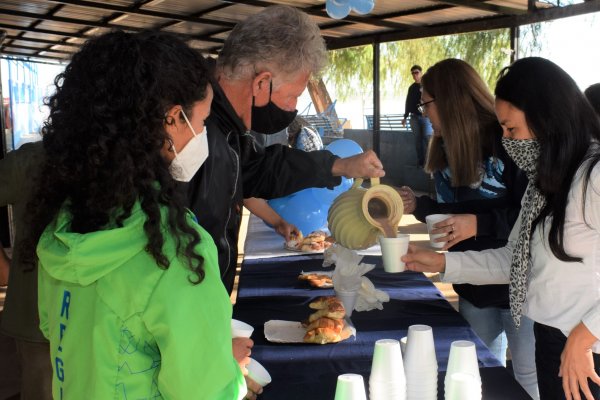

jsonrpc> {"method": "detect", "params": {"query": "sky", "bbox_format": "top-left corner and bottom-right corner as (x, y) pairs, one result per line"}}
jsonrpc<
(530, 12), (600, 90)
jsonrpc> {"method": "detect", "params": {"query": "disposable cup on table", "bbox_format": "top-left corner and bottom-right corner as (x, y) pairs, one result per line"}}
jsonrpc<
(231, 319), (254, 338)
(246, 358), (272, 387)
(335, 289), (359, 317)
(444, 372), (481, 400)
(400, 336), (407, 355)
(407, 388), (437, 396)
(370, 339), (405, 383)
(407, 390), (437, 400)
(404, 373), (438, 390)
(404, 325), (438, 370)
(369, 380), (407, 396)
(378, 234), (410, 273)
(369, 386), (407, 400)
(445, 340), (481, 383)
(334, 373), (367, 400)
(425, 214), (450, 249)
(407, 383), (438, 394)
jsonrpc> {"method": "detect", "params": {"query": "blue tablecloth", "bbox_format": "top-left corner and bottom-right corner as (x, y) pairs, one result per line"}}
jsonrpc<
(233, 255), (531, 400)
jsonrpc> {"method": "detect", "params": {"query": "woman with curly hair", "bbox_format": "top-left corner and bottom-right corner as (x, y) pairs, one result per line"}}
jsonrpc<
(23, 30), (248, 399)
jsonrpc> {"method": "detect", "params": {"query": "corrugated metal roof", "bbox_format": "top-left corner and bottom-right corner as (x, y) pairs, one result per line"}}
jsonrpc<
(0, 0), (598, 63)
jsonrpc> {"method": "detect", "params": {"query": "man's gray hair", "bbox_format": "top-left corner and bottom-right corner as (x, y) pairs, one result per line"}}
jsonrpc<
(217, 5), (328, 83)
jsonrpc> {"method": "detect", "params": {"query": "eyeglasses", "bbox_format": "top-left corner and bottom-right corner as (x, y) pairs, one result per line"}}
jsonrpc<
(417, 99), (435, 114)
(411, 70), (420, 75)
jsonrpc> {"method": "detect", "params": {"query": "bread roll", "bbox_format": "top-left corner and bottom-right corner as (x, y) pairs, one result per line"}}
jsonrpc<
(304, 317), (344, 334)
(303, 325), (353, 344)
(308, 303), (345, 322)
(309, 296), (342, 310)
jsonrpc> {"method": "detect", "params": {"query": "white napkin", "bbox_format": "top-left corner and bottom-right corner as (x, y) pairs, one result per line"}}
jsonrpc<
(355, 276), (390, 312)
(323, 245), (389, 311)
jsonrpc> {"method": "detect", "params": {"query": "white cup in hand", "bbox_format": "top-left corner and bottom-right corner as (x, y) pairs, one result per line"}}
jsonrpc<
(231, 319), (254, 338)
(425, 214), (450, 249)
(379, 234), (410, 273)
(247, 358), (272, 387)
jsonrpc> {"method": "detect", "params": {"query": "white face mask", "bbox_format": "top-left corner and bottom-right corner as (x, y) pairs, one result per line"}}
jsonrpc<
(168, 110), (209, 182)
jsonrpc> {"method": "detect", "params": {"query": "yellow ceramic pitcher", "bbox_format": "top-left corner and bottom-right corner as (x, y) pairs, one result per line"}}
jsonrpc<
(327, 178), (404, 249)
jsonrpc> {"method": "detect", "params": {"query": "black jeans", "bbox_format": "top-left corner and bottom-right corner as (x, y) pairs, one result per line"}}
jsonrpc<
(534, 322), (600, 399)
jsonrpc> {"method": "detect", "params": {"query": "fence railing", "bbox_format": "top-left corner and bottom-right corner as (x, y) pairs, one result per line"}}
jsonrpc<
(365, 114), (411, 131)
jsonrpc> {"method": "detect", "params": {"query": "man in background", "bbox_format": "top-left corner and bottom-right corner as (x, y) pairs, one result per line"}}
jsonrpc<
(402, 64), (433, 168)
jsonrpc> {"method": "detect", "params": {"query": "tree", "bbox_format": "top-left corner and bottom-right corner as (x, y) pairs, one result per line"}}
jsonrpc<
(325, 28), (513, 101)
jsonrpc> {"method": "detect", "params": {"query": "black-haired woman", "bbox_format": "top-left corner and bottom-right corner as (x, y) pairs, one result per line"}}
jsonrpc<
(403, 57), (600, 400)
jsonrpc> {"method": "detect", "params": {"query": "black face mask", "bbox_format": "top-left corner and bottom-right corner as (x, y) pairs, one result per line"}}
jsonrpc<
(251, 81), (298, 134)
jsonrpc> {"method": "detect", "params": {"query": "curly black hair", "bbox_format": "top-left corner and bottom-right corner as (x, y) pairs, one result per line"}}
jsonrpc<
(23, 30), (211, 283)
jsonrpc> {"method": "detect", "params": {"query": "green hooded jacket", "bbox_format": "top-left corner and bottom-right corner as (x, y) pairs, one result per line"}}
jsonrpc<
(37, 203), (245, 399)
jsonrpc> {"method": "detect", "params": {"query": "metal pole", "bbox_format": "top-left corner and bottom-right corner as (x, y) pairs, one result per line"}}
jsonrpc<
(372, 42), (380, 157)
(510, 25), (520, 63)
(0, 29), (11, 249)
(0, 29), (7, 157)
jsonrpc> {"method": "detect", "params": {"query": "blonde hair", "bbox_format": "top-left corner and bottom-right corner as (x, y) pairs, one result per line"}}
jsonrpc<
(422, 58), (498, 187)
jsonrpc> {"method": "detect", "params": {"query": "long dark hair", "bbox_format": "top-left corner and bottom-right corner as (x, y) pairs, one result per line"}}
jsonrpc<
(422, 59), (499, 186)
(23, 30), (211, 283)
(495, 57), (600, 262)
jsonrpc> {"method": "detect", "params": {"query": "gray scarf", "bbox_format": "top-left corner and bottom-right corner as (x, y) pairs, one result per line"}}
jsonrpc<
(502, 138), (545, 327)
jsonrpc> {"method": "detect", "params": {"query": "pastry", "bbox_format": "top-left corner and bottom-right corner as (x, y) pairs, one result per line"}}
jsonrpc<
(303, 325), (352, 344)
(309, 296), (342, 310)
(286, 230), (334, 252)
(297, 273), (333, 288)
(302, 296), (350, 344)
(304, 317), (344, 334)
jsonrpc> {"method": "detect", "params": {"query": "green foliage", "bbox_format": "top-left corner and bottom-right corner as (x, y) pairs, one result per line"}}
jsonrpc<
(325, 29), (513, 101)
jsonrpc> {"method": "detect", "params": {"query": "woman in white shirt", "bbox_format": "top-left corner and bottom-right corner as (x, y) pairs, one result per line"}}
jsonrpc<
(402, 57), (600, 400)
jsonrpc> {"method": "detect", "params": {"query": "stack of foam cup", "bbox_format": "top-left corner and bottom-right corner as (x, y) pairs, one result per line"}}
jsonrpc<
(334, 373), (367, 400)
(335, 288), (359, 317)
(403, 325), (438, 400)
(369, 339), (406, 400)
(444, 341), (482, 400)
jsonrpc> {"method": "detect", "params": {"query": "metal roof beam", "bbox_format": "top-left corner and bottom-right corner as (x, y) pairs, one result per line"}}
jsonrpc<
(435, 0), (527, 15)
(2, 43), (74, 55)
(223, 0), (416, 29)
(45, 0), (236, 28)
(4, 35), (81, 48)
(0, 8), (144, 32)
(0, 50), (66, 61)
(326, 0), (600, 49)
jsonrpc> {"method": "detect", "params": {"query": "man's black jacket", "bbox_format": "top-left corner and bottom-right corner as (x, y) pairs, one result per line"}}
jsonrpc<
(185, 83), (341, 292)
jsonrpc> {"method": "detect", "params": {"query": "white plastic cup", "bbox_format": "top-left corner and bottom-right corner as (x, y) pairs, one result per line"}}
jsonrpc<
(246, 358), (272, 387)
(231, 319), (254, 338)
(334, 373), (367, 400)
(404, 325), (438, 370)
(379, 234), (410, 273)
(400, 336), (408, 355)
(425, 214), (450, 249)
(445, 341), (481, 382)
(370, 339), (405, 383)
(444, 372), (481, 400)
(335, 289), (359, 317)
